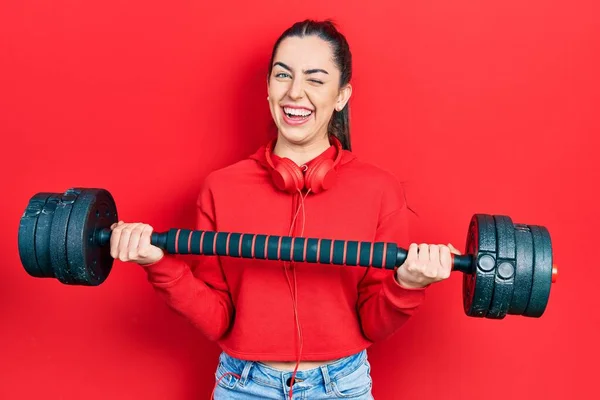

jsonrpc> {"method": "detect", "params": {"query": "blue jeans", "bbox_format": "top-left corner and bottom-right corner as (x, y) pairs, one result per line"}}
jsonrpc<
(213, 350), (374, 399)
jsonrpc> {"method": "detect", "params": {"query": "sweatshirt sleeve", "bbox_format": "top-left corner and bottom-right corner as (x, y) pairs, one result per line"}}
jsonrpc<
(140, 178), (234, 341)
(356, 177), (426, 343)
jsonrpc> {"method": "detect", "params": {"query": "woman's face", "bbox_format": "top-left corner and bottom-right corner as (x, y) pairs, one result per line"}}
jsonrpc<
(267, 35), (351, 146)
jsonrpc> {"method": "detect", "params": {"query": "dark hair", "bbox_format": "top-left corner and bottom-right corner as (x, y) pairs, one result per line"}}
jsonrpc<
(268, 19), (353, 151)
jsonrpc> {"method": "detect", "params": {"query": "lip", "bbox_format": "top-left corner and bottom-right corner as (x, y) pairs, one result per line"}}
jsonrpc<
(281, 104), (314, 111)
(281, 105), (313, 126)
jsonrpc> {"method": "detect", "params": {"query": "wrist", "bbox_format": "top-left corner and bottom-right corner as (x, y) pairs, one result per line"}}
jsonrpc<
(394, 273), (428, 290)
(137, 252), (165, 266)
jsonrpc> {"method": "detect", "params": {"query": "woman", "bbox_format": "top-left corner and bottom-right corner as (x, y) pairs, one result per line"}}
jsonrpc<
(110, 19), (458, 399)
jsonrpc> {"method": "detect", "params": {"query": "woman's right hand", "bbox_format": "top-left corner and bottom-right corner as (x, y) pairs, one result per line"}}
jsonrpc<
(110, 221), (164, 265)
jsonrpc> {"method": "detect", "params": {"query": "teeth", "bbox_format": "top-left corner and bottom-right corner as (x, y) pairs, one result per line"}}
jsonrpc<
(284, 107), (312, 117)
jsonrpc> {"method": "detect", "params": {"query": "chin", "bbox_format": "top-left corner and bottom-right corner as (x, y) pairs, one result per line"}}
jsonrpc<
(277, 126), (314, 144)
(276, 116), (326, 146)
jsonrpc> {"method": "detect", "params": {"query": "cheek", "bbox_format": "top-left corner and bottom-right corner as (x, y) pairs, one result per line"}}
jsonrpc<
(313, 87), (339, 107)
(268, 79), (289, 98)
(267, 87), (282, 110)
(312, 93), (337, 117)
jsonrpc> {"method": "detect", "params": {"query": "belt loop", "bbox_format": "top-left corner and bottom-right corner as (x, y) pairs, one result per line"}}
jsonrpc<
(281, 372), (290, 396)
(320, 365), (332, 394)
(239, 361), (254, 386)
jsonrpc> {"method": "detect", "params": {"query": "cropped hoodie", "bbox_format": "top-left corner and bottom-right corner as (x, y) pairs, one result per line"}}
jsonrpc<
(141, 138), (426, 361)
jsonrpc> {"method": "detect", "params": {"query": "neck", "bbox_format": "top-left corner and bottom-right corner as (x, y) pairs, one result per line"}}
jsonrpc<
(273, 133), (331, 166)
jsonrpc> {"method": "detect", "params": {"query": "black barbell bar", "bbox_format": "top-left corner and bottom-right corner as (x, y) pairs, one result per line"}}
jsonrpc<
(96, 228), (474, 272)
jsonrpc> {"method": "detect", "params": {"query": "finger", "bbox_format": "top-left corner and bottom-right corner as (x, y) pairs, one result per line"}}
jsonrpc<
(429, 245), (440, 264)
(110, 221), (125, 232)
(416, 244), (430, 280)
(439, 245), (452, 278)
(406, 243), (419, 261)
(138, 225), (154, 258)
(418, 243), (429, 263)
(422, 245), (439, 278)
(127, 224), (145, 259)
(118, 224), (138, 260)
(403, 243), (419, 272)
(110, 224), (123, 259)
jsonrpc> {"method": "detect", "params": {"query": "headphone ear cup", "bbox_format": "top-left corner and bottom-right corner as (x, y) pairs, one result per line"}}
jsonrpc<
(305, 158), (336, 194)
(271, 158), (305, 193)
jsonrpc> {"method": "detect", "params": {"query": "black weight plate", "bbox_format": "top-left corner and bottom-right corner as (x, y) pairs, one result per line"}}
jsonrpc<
(463, 214), (497, 318)
(66, 188), (118, 286)
(49, 188), (82, 284)
(34, 194), (61, 278)
(495, 215), (516, 260)
(486, 216), (516, 319)
(508, 225), (534, 315)
(523, 225), (553, 317)
(18, 193), (54, 278)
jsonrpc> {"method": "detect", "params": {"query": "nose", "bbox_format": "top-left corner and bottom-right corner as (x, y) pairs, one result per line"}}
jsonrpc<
(287, 76), (305, 100)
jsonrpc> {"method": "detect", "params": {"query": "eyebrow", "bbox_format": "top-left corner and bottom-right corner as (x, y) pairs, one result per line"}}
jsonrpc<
(273, 61), (329, 75)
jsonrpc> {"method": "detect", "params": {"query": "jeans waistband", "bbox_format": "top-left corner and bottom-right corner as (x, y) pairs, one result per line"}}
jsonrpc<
(217, 349), (367, 390)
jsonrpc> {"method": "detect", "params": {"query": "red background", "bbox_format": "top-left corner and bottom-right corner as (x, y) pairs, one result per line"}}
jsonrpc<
(1, 1), (598, 399)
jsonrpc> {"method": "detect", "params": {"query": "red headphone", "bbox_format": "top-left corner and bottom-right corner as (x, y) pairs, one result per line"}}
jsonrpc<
(264, 136), (344, 194)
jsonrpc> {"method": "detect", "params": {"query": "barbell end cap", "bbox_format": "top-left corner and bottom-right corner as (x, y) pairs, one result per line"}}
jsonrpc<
(552, 265), (558, 283)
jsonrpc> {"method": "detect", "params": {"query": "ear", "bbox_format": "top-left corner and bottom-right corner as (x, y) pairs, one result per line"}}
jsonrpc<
(335, 83), (353, 111)
(266, 75), (270, 95)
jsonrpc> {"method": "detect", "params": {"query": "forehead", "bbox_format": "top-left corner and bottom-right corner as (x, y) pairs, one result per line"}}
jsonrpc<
(273, 35), (337, 72)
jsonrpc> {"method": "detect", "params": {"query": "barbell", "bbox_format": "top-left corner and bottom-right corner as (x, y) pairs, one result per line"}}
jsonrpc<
(18, 187), (557, 319)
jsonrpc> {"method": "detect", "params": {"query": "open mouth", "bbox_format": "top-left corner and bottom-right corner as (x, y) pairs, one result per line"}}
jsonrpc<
(282, 106), (313, 123)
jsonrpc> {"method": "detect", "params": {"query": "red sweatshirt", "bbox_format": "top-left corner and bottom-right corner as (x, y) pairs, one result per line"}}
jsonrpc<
(142, 139), (426, 361)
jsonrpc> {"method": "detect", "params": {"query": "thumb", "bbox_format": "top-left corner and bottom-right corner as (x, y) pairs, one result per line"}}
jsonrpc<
(448, 243), (462, 255)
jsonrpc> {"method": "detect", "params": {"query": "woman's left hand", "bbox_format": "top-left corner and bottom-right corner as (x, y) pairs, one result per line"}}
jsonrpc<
(395, 243), (462, 289)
